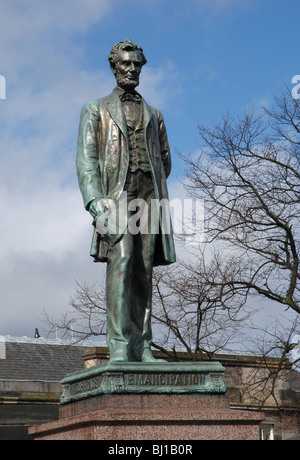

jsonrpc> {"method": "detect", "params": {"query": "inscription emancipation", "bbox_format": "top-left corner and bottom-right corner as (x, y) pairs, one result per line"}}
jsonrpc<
(127, 373), (206, 386)
(69, 372), (207, 397)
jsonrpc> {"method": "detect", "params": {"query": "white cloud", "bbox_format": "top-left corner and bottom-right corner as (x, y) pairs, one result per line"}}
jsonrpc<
(0, 1), (114, 336)
(0, 0), (115, 191)
(0, 186), (83, 258)
(0, 1), (185, 337)
(0, 0), (111, 39)
(139, 61), (183, 110)
(0, 173), (107, 337)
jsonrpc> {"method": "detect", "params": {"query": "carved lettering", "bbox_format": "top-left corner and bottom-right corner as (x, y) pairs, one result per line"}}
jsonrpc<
(70, 376), (102, 395)
(125, 373), (206, 387)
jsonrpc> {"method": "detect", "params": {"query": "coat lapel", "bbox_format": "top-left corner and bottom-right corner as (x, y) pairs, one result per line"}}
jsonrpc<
(142, 99), (153, 130)
(105, 90), (127, 139)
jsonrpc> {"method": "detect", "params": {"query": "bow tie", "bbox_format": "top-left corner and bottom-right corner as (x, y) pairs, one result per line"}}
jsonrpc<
(120, 92), (141, 103)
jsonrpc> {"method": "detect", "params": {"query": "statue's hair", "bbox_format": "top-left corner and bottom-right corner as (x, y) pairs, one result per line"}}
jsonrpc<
(108, 39), (147, 68)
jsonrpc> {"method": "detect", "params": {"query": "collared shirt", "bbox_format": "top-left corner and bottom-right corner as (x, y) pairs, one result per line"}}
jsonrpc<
(115, 86), (142, 102)
(115, 87), (151, 173)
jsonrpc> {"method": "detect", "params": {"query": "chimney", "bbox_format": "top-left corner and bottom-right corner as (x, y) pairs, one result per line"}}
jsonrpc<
(34, 328), (40, 339)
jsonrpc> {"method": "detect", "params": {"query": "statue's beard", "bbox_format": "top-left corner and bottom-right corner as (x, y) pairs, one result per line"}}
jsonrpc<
(116, 75), (139, 91)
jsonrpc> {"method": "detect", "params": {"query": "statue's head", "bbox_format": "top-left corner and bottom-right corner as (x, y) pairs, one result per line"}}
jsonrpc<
(108, 39), (147, 91)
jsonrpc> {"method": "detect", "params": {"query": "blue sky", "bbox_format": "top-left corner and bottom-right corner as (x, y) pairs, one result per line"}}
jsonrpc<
(0, 0), (299, 338)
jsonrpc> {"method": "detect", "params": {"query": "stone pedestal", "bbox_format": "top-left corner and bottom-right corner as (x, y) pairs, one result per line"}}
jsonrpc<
(29, 362), (264, 440)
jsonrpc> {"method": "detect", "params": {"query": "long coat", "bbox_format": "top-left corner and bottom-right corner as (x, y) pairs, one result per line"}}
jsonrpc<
(76, 88), (176, 267)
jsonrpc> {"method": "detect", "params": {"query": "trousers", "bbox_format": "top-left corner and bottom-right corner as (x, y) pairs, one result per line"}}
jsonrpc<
(105, 170), (156, 361)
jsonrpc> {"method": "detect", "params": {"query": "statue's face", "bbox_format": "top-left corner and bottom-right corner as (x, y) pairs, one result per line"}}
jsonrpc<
(114, 50), (143, 91)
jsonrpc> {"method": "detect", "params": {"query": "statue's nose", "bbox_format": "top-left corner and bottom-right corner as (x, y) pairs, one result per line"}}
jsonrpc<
(129, 63), (138, 73)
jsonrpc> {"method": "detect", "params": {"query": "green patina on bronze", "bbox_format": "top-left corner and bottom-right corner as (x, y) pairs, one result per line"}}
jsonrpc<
(76, 39), (175, 363)
(60, 362), (227, 404)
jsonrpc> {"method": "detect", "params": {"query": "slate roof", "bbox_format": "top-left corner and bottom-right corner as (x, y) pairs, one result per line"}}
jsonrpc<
(0, 336), (94, 382)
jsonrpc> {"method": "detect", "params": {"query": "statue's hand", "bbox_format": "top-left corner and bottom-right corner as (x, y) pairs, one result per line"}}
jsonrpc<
(89, 198), (122, 247)
(88, 198), (110, 220)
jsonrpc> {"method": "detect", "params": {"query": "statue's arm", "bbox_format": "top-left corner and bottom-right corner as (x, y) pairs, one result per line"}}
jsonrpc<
(76, 100), (102, 211)
(157, 111), (172, 178)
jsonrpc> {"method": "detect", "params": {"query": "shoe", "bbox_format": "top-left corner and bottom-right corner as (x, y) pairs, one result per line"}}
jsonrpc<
(141, 348), (167, 363)
(109, 350), (129, 363)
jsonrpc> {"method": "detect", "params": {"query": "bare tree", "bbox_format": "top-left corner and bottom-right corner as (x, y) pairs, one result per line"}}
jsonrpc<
(151, 251), (253, 360)
(179, 86), (300, 315)
(44, 280), (107, 342)
(233, 315), (300, 411)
